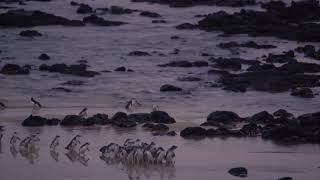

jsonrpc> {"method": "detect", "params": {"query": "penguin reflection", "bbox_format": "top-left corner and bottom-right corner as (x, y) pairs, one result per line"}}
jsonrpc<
(50, 150), (59, 162)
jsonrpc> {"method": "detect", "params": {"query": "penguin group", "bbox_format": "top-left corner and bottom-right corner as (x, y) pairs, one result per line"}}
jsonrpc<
(100, 139), (178, 166)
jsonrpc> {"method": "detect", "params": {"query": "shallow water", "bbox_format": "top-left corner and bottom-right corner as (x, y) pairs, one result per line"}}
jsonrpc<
(1, 0), (320, 179)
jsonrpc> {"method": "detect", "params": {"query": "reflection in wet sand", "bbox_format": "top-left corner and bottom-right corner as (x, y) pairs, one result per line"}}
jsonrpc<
(65, 149), (89, 166)
(100, 156), (176, 180)
(10, 145), (18, 158)
(19, 144), (40, 164)
(50, 150), (59, 162)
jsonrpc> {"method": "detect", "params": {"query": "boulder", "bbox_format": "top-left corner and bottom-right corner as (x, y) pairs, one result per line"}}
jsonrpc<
(38, 53), (50, 60)
(46, 118), (60, 126)
(206, 111), (241, 125)
(114, 66), (126, 71)
(83, 15), (127, 26)
(176, 23), (197, 30)
(22, 115), (47, 126)
(128, 113), (151, 124)
(290, 88), (314, 98)
(39, 63), (100, 77)
(240, 123), (261, 136)
(140, 11), (161, 18)
(87, 113), (110, 125)
(77, 4), (93, 14)
(278, 177), (293, 180)
(0, 10), (84, 27)
(167, 131), (177, 136)
(51, 87), (72, 93)
(211, 58), (241, 70)
(160, 84), (182, 92)
(180, 127), (207, 137)
(298, 112), (320, 127)
(19, 30), (42, 37)
(249, 111), (275, 124)
(109, 6), (133, 14)
(128, 51), (151, 56)
(1, 64), (29, 75)
(228, 167), (248, 177)
(60, 115), (85, 126)
(150, 111), (176, 124)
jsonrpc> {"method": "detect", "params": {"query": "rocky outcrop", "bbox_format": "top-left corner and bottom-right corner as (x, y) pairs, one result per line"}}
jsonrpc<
(19, 30), (42, 37)
(206, 111), (241, 126)
(128, 51), (151, 56)
(1, 64), (30, 75)
(197, 1), (320, 42)
(83, 15), (127, 26)
(160, 84), (182, 92)
(22, 115), (48, 126)
(60, 115), (85, 126)
(38, 53), (50, 60)
(228, 167), (248, 177)
(150, 111), (176, 124)
(39, 63), (100, 77)
(290, 88), (315, 98)
(158, 60), (208, 67)
(218, 41), (276, 49)
(180, 127), (207, 137)
(0, 10), (84, 27)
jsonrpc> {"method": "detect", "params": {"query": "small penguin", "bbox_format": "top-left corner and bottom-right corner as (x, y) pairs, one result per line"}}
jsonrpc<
(78, 107), (88, 118)
(165, 145), (178, 165)
(155, 147), (166, 164)
(125, 98), (141, 112)
(79, 142), (90, 155)
(152, 105), (159, 112)
(31, 97), (42, 108)
(65, 135), (81, 151)
(50, 135), (60, 150)
(10, 132), (21, 146)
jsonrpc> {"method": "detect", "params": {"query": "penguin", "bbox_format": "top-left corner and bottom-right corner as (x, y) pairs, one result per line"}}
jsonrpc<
(10, 132), (20, 146)
(152, 105), (159, 112)
(134, 147), (144, 165)
(50, 135), (60, 150)
(78, 107), (88, 118)
(31, 97), (42, 108)
(125, 98), (141, 112)
(143, 149), (154, 164)
(165, 145), (178, 165)
(79, 142), (90, 155)
(65, 135), (81, 150)
(155, 147), (166, 164)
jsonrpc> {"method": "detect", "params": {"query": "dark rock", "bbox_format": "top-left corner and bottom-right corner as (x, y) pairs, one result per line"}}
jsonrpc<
(249, 111), (275, 124)
(158, 60), (208, 67)
(1, 64), (29, 75)
(218, 41), (276, 49)
(62, 80), (85, 86)
(207, 111), (241, 125)
(90, 113), (110, 125)
(240, 123), (261, 136)
(111, 112), (128, 121)
(128, 113), (152, 124)
(131, 0), (256, 8)
(22, 115), (47, 126)
(0, 10), (84, 27)
(247, 64), (275, 71)
(76, 4), (93, 14)
(110, 6), (133, 14)
(298, 112), (320, 127)
(60, 115), (85, 126)
(180, 127), (207, 137)
(51, 87), (72, 93)
(208, 69), (230, 76)
(128, 51), (151, 56)
(142, 123), (155, 129)
(176, 23), (197, 30)
(160, 84), (182, 92)
(278, 177), (293, 180)
(152, 20), (167, 23)
(38, 53), (50, 60)
(177, 76), (202, 82)
(46, 118), (60, 126)
(114, 66), (126, 71)
(39, 63), (100, 77)
(197, 2), (320, 42)
(228, 167), (248, 177)
(279, 61), (320, 73)
(83, 15), (126, 26)
(70, 1), (79, 6)
(150, 111), (176, 124)
(295, 45), (320, 60)
(211, 58), (242, 70)
(140, 11), (161, 18)
(152, 124), (169, 131)
(167, 131), (177, 136)
(111, 112), (136, 127)
(209, 57), (260, 66)
(290, 88), (314, 98)
(264, 51), (296, 63)
(19, 30), (42, 37)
